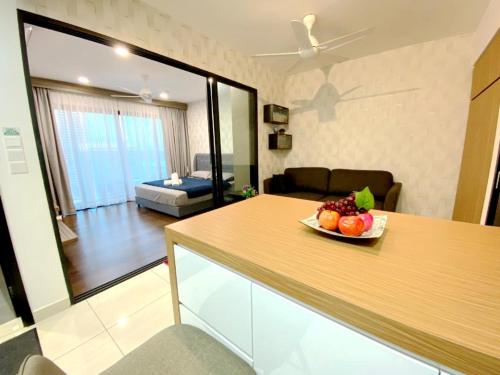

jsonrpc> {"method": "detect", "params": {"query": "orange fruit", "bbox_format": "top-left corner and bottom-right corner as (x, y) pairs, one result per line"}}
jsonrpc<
(318, 210), (340, 231)
(338, 215), (365, 236)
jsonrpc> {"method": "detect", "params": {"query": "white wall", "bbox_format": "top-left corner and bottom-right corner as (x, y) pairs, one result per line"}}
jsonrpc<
(472, 0), (500, 62)
(186, 100), (210, 171)
(284, 35), (473, 219)
(218, 85), (234, 154)
(0, 0), (69, 321)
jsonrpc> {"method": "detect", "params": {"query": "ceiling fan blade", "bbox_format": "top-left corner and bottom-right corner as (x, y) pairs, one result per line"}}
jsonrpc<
(291, 20), (313, 50)
(118, 86), (138, 95)
(318, 27), (373, 48)
(322, 36), (367, 53)
(111, 95), (141, 98)
(253, 51), (299, 58)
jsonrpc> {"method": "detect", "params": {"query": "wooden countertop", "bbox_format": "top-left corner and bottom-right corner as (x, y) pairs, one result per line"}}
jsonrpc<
(165, 195), (500, 374)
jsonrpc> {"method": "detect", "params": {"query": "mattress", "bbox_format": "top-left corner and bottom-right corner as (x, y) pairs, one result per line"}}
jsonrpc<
(134, 184), (212, 207)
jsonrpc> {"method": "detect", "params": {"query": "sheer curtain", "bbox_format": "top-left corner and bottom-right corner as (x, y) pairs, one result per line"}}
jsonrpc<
(49, 91), (168, 210)
(118, 101), (168, 196)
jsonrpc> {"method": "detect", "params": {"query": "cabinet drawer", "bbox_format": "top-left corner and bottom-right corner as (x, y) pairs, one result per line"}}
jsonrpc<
(179, 304), (253, 366)
(174, 244), (252, 356)
(252, 283), (438, 375)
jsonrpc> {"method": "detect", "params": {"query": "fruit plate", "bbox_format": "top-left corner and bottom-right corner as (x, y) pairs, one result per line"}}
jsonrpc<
(300, 214), (388, 239)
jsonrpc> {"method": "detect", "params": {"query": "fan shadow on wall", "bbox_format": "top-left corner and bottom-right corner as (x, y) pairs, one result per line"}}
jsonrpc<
(291, 65), (420, 123)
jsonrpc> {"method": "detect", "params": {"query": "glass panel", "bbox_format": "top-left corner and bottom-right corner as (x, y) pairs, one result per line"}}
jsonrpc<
(0, 267), (16, 325)
(216, 83), (257, 203)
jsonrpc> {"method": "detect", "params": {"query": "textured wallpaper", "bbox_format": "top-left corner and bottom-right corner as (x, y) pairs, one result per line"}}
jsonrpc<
(186, 100), (210, 171)
(17, 0), (474, 216)
(284, 35), (473, 218)
(17, 0), (287, 191)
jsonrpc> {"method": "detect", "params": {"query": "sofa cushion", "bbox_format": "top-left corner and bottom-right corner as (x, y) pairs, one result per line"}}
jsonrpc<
(328, 169), (394, 199)
(320, 195), (384, 210)
(284, 168), (330, 193)
(270, 174), (293, 193)
(276, 192), (325, 201)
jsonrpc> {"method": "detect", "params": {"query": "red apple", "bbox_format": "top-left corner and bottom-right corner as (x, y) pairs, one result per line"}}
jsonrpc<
(358, 213), (374, 232)
(338, 216), (365, 236)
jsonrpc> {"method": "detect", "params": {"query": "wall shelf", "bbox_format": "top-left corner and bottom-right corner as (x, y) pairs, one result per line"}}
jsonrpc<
(269, 133), (292, 150)
(264, 104), (289, 125)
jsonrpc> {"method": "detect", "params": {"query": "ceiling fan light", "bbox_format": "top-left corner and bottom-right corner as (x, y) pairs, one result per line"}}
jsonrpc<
(114, 45), (129, 57)
(77, 76), (90, 85)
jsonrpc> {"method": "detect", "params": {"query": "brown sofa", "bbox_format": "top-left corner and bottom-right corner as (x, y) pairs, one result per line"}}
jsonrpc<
(263, 167), (402, 211)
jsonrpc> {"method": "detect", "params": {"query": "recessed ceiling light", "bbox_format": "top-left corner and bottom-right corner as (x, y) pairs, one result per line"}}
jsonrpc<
(114, 45), (129, 57)
(159, 92), (169, 100)
(77, 76), (90, 85)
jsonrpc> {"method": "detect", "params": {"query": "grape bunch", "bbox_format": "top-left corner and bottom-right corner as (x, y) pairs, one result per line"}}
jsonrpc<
(316, 193), (367, 218)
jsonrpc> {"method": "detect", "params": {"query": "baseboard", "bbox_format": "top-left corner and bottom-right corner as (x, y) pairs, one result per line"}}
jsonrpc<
(32, 297), (71, 323)
(0, 317), (23, 340)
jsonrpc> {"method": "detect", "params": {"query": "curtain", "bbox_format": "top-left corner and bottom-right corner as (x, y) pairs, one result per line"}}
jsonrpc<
(32, 88), (76, 216)
(160, 107), (191, 177)
(49, 91), (168, 210)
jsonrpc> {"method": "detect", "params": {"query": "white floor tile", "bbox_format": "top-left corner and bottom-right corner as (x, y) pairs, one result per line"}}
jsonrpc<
(88, 270), (169, 328)
(37, 302), (104, 360)
(54, 331), (123, 375)
(108, 294), (175, 354)
(150, 263), (170, 283)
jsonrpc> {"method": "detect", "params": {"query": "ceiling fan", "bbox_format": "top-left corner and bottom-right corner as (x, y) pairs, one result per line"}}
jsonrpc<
(253, 14), (372, 72)
(111, 74), (154, 104)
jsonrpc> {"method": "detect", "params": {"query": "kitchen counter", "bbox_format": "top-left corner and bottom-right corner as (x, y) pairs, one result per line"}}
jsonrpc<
(165, 194), (500, 374)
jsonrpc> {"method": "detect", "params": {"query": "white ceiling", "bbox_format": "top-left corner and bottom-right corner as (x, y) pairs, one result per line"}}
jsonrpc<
(26, 25), (207, 103)
(143, 0), (490, 72)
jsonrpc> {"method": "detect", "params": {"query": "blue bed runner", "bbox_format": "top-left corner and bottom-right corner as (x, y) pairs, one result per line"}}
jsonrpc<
(144, 177), (228, 199)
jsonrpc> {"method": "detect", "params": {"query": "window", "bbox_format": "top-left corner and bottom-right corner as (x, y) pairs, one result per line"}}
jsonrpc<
(51, 92), (168, 210)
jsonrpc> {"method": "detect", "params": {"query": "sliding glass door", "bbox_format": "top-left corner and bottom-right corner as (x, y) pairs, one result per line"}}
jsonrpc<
(208, 79), (258, 205)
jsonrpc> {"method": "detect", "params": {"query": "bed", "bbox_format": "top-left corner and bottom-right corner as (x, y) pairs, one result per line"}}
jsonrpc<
(134, 153), (234, 217)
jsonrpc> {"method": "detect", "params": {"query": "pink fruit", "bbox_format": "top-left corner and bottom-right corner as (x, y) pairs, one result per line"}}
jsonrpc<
(358, 213), (374, 232)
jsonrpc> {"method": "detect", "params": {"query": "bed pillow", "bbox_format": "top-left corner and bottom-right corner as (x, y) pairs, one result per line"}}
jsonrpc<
(191, 170), (211, 179)
(206, 172), (235, 181)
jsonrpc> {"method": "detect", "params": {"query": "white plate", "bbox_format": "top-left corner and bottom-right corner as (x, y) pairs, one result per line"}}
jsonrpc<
(300, 214), (387, 239)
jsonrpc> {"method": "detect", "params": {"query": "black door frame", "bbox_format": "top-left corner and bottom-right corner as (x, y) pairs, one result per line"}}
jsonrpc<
(206, 79), (225, 206)
(209, 80), (259, 206)
(0, 198), (34, 325)
(486, 148), (500, 225)
(16, 10), (259, 302)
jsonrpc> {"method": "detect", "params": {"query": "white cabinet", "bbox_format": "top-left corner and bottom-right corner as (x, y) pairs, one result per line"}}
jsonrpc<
(179, 304), (253, 366)
(252, 283), (439, 375)
(174, 245), (253, 356)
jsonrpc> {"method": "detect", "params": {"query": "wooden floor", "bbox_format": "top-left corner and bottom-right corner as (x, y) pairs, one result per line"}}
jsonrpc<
(62, 202), (179, 297)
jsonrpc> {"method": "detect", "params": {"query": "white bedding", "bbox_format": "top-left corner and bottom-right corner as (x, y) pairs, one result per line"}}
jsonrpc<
(134, 184), (212, 207)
